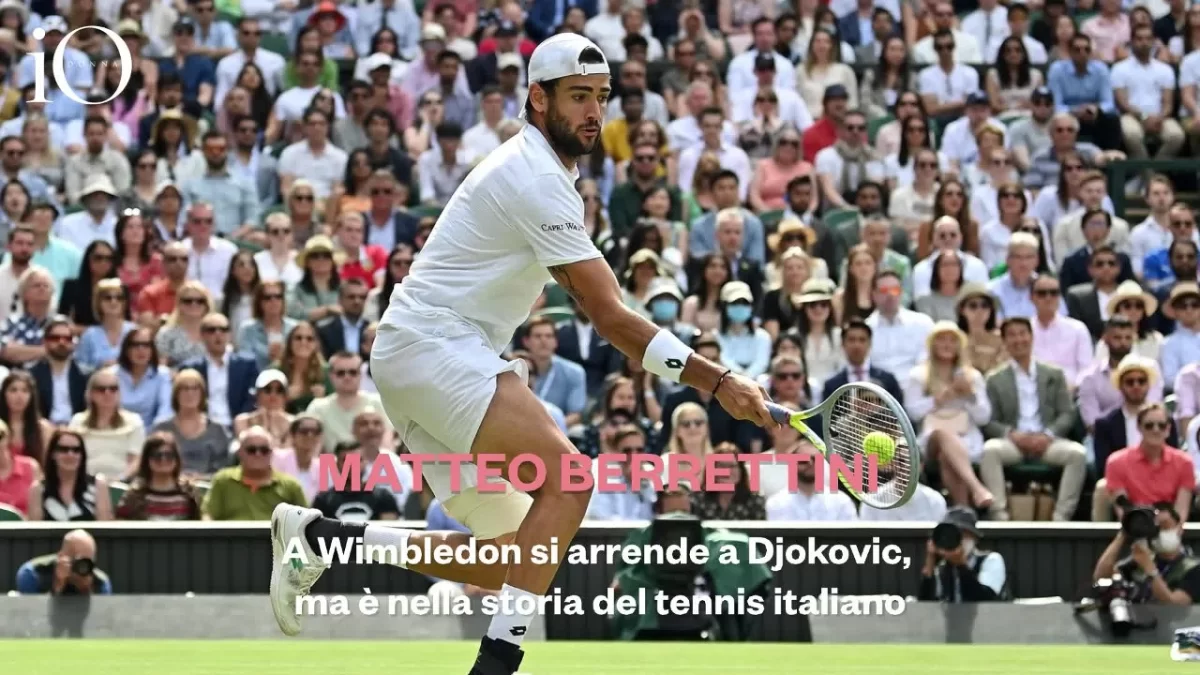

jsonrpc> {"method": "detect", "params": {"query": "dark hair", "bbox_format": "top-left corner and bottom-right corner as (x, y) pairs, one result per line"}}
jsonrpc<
(842, 318), (872, 340)
(929, 251), (965, 294)
(0, 371), (44, 467)
(363, 108), (396, 135)
(1089, 243), (1119, 263)
(995, 36), (1032, 89)
(117, 326), (160, 372)
(897, 113), (933, 167)
(1104, 314), (1135, 332)
(712, 169), (740, 187)
(621, 88), (645, 104)
(377, 244), (414, 318)
(133, 432), (182, 487)
(435, 120), (463, 139)
(221, 250), (260, 319)
(1000, 316), (1033, 337)
(43, 429), (90, 508)
(956, 293), (997, 333)
(71, 240), (118, 325)
(114, 209), (152, 265)
(333, 440), (361, 454)
(874, 35), (911, 93)
(436, 49), (461, 64)
(873, 269), (903, 289)
(83, 115), (108, 132)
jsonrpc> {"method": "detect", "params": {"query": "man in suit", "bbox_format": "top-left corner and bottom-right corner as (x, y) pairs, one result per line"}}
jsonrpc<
(822, 318), (904, 404)
(522, 314), (588, 427)
(30, 317), (87, 425)
(179, 313), (259, 428)
(465, 21), (524, 93)
(1066, 244), (1124, 341)
(555, 296), (622, 396)
(979, 317), (1087, 521)
(839, 1), (892, 47)
(1058, 216), (1135, 291)
(851, 8), (898, 66)
(525, 0), (598, 42)
(1091, 356), (1180, 520)
(362, 170), (419, 252)
(316, 279), (370, 360)
(697, 207), (766, 306)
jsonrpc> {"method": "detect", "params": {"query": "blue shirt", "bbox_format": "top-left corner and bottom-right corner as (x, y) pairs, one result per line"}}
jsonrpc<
(534, 355), (587, 417)
(1141, 248), (1197, 292)
(1047, 59), (1116, 114)
(17, 45), (93, 91)
(988, 273), (1067, 320)
(341, 316), (366, 355)
(157, 54), (216, 104)
(16, 557), (112, 595)
(77, 322), (135, 370)
(23, 237), (81, 287)
(181, 170), (260, 236)
(1162, 327), (1200, 385)
(118, 365), (175, 429)
(716, 326), (772, 379)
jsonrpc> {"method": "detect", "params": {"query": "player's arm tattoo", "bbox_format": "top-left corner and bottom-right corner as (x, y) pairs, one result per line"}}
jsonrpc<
(548, 265), (584, 304)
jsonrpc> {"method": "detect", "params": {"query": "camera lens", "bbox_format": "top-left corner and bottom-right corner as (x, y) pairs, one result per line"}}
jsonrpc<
(71, 558), (95, 576)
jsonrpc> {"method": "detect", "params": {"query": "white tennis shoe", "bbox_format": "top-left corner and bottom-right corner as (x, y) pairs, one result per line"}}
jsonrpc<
(270, 503), (328, 636)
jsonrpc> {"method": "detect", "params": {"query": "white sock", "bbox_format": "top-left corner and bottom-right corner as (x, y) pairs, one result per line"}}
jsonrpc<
(362, 525), (413, 569)
(486, 584), (541, 647)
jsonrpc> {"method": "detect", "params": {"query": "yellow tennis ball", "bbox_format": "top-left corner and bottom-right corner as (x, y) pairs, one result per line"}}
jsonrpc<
(863, 431), (896, 464)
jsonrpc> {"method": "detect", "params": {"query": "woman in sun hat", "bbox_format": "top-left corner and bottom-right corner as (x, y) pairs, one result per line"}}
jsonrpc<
(765, 218), (828, 290)
(1096, 280), (1163, 363)
(954, 284), (1007, 374)
(792, 278), (843, 388)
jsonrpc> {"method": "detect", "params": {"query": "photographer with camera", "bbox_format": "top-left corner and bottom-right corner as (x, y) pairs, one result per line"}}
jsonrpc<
(918, 507), (1009, 602)
(14, 529), (111, 595)
(1093, 504), (1200, 606)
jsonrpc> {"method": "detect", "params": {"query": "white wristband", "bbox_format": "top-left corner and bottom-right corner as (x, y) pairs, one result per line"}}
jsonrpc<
(643, 329), (693, 383)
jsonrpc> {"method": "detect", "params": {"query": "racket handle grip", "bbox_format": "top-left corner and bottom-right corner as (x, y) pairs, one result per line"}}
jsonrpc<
(765, 402), (792, 424)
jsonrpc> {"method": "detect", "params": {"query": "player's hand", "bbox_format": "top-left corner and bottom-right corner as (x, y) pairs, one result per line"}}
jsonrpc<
(714, 372), (774, 428)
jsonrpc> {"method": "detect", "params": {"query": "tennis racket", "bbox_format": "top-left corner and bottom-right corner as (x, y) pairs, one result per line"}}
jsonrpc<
(765, 381), (921, 510)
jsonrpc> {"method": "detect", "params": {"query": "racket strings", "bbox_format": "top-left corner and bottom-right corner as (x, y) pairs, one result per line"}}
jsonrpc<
(828, 389), (913, 507)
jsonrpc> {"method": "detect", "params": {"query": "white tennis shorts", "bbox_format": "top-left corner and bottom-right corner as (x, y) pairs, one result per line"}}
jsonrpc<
(372, 318), (533, 540)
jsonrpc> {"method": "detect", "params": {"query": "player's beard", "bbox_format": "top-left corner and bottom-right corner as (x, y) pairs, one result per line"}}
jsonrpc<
(544, 101), (599, 158)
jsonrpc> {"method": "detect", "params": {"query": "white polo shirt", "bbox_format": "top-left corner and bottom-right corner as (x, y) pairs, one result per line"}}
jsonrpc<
(277, 141), (349, 200)
(383, 125), (602, 353)
(918, 63), (980, 106)
(272, 85), (347, 123)
(1110, 56), (1177, 116)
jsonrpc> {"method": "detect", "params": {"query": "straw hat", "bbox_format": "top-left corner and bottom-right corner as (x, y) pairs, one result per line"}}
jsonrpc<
(954, 283), (998, 312)
(768, 219), (816, 255)
(926, 320), (968, 352)
(1111, 354), (1159, 391)
(793, 278), (835, 305)
(150, 109), (198, 148)
(1164, 282), (1200, 320)
(297, 235), (336, 268)
(1106, 280), (1157, 318)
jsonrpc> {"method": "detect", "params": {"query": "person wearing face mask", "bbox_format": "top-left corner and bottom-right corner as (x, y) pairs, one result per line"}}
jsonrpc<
(645, 278), (696, 344)
(1093, 505), (1200, 605)
(918, 507), (1008, 602)
(715, 282), (771, 380)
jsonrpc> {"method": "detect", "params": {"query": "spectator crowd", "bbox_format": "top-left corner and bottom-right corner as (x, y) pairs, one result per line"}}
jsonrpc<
(0, 0), (1198, 537)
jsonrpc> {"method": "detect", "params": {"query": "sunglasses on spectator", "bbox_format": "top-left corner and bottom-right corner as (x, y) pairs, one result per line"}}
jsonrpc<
(876, 286), (902, 297)
(634, 154), (658, 162)
(181, 297), (206, 306)
(149, 452), (176, 461)
(963, 300), (990, 311)
(1091, 258), (1118, 268)
(1033, 287), (1060, 297)
(129, 340), (152, 348)
(101, 293), (123, 302)
(844, 124), (866, 132)
(292, 334), (315, 342)
(935, 43), (954, 51)
(262, 293), (283, 301)
(165, 255), (189, 263)
(1117, 301), (1143, 311)
(916, 161), (938, 169)
(1000, 191), (1021, 198)
(333, 368), (359, 377)
(45, 333), (72, 343)
(242, 444), (272, 456)
(268, 228), (290, 236)
(261, 385), (286, 395)
(293, 194), (314, 202)
(1177, 299), (1200, 309)
(371, 188), (394, 196)
(774, 371), (803, 380)
(678, 419), (705, 429)
(296, 426), (322, 436)
(1141, 420), (1169, 431)
(307, 252), (332, 260)
(756, 95), (778, 104)
(55, 444), (83, 455)
(93, 385), (119, 393)
(92, 253), (114, 262)
(202, 325), (230, 333)
(1172, 220), (1195, 228)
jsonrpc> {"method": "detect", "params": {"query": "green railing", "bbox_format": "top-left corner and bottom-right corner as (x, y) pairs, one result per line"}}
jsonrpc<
(1104, 159), (1199, 219)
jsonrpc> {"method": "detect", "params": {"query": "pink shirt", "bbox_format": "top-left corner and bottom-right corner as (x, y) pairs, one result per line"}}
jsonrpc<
(272, 448), (322, 503)
(0, 455), (37, 516)
(1032, 315), (1093, 386)
(1081, 14), (1130, 62)
(1077, 359), (1164, 428)
(756, 160), (812, 210)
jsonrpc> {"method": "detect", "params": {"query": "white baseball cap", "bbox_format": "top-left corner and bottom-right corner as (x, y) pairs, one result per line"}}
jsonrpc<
(527, 33), (609, 85)
(520, 34), (609, 120)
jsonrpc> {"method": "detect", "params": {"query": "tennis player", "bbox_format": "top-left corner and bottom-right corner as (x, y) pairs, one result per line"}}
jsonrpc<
(269, 33), (775, 675)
